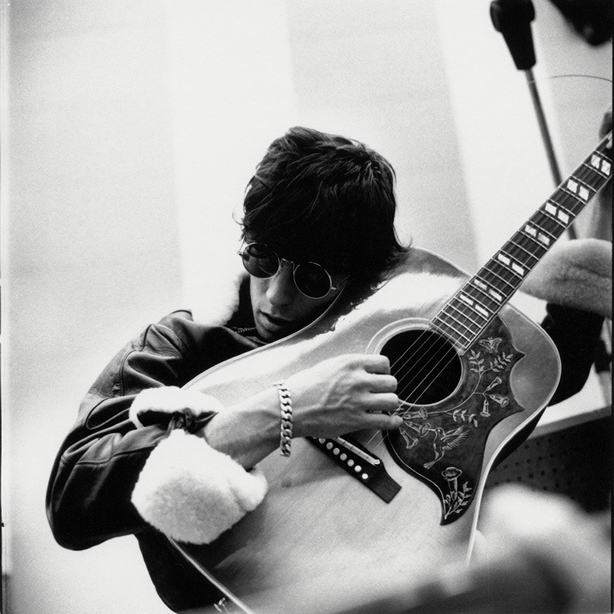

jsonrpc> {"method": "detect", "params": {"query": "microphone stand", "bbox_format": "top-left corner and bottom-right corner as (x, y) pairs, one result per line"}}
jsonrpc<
(523, 68), (573, 234)
(489, 0), (571, 226)
(490, 0), (611, 402)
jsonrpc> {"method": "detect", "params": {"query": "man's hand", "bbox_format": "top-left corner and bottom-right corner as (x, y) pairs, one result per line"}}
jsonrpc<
(287, 354), (402, 439)
(599, 105), (612, 141)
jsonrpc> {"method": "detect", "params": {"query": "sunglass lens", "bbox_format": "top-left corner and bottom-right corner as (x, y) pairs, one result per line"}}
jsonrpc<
(294, 263), (331, 299)
(242, 244), (279, 277)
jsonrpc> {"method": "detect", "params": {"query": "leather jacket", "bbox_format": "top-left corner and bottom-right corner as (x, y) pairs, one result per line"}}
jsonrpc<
(46, 278), (261, 610)
(46, 274), (604, 611)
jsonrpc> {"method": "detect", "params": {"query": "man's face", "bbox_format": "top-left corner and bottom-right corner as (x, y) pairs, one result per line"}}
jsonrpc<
(249, 259), (347, 341)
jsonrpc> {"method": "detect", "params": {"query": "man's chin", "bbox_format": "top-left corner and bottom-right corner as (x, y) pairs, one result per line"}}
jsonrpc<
(255, 315), (301, 342)
(255, 319), (290, 342)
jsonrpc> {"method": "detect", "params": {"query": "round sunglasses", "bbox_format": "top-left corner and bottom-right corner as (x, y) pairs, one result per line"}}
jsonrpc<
(240, 242), (348, 299)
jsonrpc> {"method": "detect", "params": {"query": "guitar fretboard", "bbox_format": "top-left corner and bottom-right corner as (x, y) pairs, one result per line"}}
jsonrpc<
(432, 133), (612, 352)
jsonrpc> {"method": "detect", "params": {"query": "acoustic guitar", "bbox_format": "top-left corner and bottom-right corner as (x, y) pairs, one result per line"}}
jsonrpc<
(182, 504), (612, 614)
(175, 132), (611, 614)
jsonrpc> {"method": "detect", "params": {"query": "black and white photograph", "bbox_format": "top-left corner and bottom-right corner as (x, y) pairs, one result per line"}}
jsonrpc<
(2, 1), (612, 613)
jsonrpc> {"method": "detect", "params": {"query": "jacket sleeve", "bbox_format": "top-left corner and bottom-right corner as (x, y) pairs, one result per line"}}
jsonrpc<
(542, 303), (605, 406)
(46, 311), (212, 550)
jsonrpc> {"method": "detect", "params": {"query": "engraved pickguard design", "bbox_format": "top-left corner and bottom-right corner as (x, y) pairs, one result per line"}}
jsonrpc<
(170, 130), (610, 614)
(384, 316), (524, 524)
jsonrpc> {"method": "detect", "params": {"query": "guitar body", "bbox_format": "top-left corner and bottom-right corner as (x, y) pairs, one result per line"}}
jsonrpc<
(178, 247), (561, 614)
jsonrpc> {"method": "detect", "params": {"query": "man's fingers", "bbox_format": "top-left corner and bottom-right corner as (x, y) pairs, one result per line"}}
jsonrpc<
(599, 107), (612, 138)
(361, 353), (392, 374)
(368, 373), (397, 393)
(369, 413), (403, 431)
(366, 392), (400, 413)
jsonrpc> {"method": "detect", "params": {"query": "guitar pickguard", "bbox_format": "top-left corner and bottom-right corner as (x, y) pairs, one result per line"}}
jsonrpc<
(179, 247), (563, 611)
(384, 317), (524, 524)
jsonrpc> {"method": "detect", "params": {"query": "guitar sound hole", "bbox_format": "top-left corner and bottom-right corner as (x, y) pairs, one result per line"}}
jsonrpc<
(381, 329), (462, 405)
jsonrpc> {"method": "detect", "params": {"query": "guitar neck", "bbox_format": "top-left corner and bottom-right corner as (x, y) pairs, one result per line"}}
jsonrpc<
(432, 132), (612, 352)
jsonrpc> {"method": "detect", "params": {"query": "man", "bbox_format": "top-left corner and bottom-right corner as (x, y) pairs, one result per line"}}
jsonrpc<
(46, 126), (606, 612)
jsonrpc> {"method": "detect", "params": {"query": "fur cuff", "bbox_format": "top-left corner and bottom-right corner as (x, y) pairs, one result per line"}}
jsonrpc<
(130, 386), (224, 429)
(132, 429), (268, 544)
(521, 239), (612, 318)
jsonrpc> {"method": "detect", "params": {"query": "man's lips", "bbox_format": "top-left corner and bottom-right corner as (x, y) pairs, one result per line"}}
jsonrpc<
(259, 311), (292, 328)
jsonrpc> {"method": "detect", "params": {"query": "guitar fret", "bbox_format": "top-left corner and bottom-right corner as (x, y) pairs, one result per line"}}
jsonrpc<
(432, 132), (611, 351)
(431, 319), (472, 346)
(497, 249), (530, 279)
(484, 258), (523, 288)
(455, 292), (492, 320)
(447, 300), (487, 328)
(581, 158), (609, 181)
(474, 275), (506, 304)
(534, 206), (566, 231)
(444, 303), (477, 326)
(561, 177), (594, 205)
(504, 237), (541, 267)
(551, 188), (585, 217)
(523, 216), (559, 244)
(539, 203), (570, 241)
(465, 281), (501, 313)
(512, 229), (549, 261)
(437, 308), (481, 333)
(587, 150), (611, 178)
(547, 195), (576, 221)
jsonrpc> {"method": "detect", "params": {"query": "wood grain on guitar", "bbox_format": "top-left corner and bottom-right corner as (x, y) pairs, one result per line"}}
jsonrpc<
(176, 133), (612, 613)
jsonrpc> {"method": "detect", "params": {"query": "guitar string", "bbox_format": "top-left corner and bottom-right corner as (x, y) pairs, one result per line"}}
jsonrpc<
(359, 328), (463, 454)
(358, 255), (547, 455)
(381, 131), (612, 410)
(359, 134), (612, 454)
(377, 283), (514, 411)
(387, 329), (460, 407)
(393, 334), (460, 406)
(357, 233), (549, 454)
(356, 323), (465, 455)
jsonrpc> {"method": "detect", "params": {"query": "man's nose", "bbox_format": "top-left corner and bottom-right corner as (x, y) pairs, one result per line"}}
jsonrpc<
(266, 260), (297, 305)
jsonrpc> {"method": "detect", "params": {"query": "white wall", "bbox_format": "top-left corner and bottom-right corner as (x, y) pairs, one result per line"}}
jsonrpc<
(2, 1), (610, 613)
(164, 0), (300, 313)
(173, 0), (481, 316)
(433, 0), (611, 425)
(435, 0), (611, 277)
(4, 2), (181, 613)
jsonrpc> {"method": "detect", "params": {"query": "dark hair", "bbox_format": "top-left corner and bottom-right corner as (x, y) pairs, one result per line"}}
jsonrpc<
(241, 126), (409, 298)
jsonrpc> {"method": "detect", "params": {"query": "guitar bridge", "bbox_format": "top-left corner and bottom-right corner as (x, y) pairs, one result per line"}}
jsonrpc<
(308, 436), (401, 503)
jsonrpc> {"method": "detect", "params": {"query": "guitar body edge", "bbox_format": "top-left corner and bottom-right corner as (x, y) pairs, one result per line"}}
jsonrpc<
(177, 248), (561, 613)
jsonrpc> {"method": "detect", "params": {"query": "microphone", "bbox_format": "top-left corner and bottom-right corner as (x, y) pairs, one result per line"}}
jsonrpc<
(489, 0), (566, 202)
(490, 0), (536, 70)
